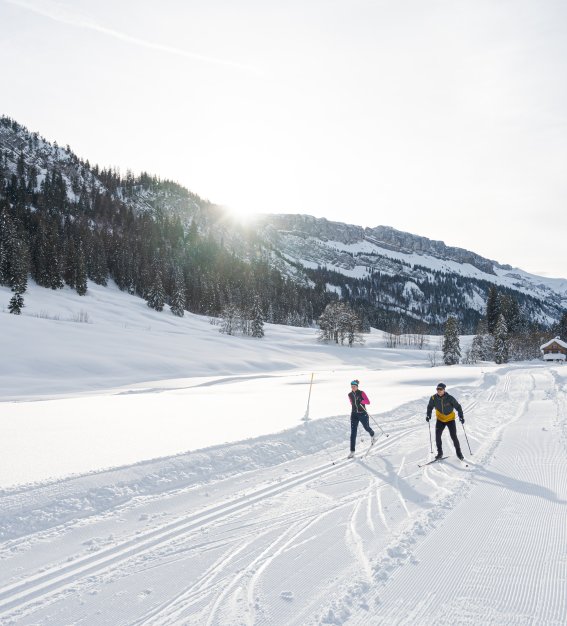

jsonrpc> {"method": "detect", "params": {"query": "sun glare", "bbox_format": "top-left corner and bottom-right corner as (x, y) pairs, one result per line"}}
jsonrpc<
(226, 203), (262, 225)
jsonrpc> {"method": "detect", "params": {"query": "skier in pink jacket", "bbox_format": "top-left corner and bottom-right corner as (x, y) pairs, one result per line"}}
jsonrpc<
(347, 379), (375, 458)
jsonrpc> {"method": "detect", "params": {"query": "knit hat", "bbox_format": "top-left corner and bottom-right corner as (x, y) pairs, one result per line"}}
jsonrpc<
(350, 379), (359, 386)
(436, 382), (446, 390)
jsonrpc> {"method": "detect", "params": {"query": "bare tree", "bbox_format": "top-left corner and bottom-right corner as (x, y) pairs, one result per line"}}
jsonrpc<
(219, 304), (240, 336)
(318, 302), (364, 347)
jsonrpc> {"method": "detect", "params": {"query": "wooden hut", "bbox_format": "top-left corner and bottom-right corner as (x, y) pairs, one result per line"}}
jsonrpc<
(540, 337), (567, 361)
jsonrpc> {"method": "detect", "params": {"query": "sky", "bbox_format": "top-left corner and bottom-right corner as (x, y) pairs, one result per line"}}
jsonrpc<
(1, 0), (566, 278)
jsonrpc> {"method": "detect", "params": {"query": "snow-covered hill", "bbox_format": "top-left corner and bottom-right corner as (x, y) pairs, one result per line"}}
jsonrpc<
(1, 278), (479, 486)
(255, 213), (567, 313)
(2, 115), (566, 332)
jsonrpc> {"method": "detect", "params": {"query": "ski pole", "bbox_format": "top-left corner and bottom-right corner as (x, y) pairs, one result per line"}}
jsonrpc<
(461, 422), (473, 455)
(369, 414), (389, 437)
(428, 420), (433, 454)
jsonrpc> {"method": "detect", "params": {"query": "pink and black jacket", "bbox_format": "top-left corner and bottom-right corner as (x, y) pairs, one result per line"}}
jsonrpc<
(348, 389), (370, 416)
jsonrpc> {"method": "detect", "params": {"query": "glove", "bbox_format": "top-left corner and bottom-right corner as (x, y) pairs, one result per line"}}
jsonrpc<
(459, 416), (465, 424)
(426, 416), (431, 422)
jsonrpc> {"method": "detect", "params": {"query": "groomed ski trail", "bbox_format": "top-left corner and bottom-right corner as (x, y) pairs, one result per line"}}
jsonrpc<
(341, 367), (567, 625)
(1, 366), (565, 625)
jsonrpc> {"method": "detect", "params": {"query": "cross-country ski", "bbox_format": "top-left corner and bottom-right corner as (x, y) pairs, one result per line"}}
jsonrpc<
(418, 455), (449, 467)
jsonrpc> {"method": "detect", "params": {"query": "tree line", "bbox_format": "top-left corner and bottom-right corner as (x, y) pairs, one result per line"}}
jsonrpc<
(440, 285), (567, 365)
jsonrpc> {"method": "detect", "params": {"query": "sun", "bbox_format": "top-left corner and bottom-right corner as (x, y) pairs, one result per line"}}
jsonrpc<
(225, 203), (262, 225)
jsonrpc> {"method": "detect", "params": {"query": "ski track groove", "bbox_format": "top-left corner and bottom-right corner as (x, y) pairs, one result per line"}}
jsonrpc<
(207, 505), (341, 626)
(129, 530), (269, 626)
(375, 484), (390, 533)
(139, 495), (365, 626)
(128, 423), (422, 626)
(245, 505), (345, 626)
(202, 524), (303, 626)
(0, 453), (379, 619)
(1, 443), (381, 623)
(366, 479), (376, 534)
(345, 486), (373, 583)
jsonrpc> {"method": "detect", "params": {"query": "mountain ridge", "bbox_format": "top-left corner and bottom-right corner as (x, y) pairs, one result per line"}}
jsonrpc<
(1, 114), (565, 333)
(256, 213), (507, 275)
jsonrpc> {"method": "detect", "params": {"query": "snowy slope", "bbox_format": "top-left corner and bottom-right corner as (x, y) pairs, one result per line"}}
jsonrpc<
(2, 280), (567, 625)
(260, 219), (567, 311)
(1, 364), (566, 625)
(1, 279), (479, 487)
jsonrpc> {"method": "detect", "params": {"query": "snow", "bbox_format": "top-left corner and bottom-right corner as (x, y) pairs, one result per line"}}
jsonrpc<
(462, 286), (486, 312)
(1, 280), (566, 625)
(402, 281), (422, 299)
(284, 233), (567, 309)
(320, 237), (492, 280)
(543, 353), (566, 361)
(0, 281), (479, 487)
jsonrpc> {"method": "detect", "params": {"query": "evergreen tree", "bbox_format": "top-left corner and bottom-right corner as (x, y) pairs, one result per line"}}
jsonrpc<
(468, 336), (483, 364)
(62, 223), (86, 293)
(493, 314), (509, 364)
(486, 286), (500, 334)
(8, 292), (24, 314)
(170, 267), (186, 317)
(250, 296), (265, 338)
(63, 233), (77, 289)
(32, 219), (64, 289)
(146, 258), (165, 311)
(286, 311), (304, 327)
(9, 238), (29, 294)
(75, 241), (88, 296)
(0, 207), (13, 284)
(442, 316), (461, 365)
(0, 205), (29, 304)
(266, 303), (275, 323)
(472, 319), (493, 361)
(6, 236), (29, 314)
(88, 236), (108, 286)
(558, 311), (567, 342)
(499, 294), (521, 334)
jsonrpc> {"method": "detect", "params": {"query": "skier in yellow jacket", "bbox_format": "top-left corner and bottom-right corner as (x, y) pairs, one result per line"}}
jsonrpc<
(426, 383), (464, 460)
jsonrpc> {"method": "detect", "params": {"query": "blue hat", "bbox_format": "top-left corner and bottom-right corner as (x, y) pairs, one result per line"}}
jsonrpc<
(350, 380), (359, 386)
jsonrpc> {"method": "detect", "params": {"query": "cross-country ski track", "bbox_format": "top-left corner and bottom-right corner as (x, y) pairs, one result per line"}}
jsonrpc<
(1, 365), (566, 625)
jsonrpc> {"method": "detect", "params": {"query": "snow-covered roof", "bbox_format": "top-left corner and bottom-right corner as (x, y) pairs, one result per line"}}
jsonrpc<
(540, 336), (567, 351)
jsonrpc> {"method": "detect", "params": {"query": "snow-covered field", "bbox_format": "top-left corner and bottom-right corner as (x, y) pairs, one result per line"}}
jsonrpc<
(1, 282), (566, 625)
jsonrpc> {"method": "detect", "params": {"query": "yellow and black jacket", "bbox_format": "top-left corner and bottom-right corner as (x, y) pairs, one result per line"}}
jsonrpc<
(427, 393), (463, 423)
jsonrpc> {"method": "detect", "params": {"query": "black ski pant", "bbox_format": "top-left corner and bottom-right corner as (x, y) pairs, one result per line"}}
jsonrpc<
(435, 419), (462, 456)
(350, 412), (374, 452)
